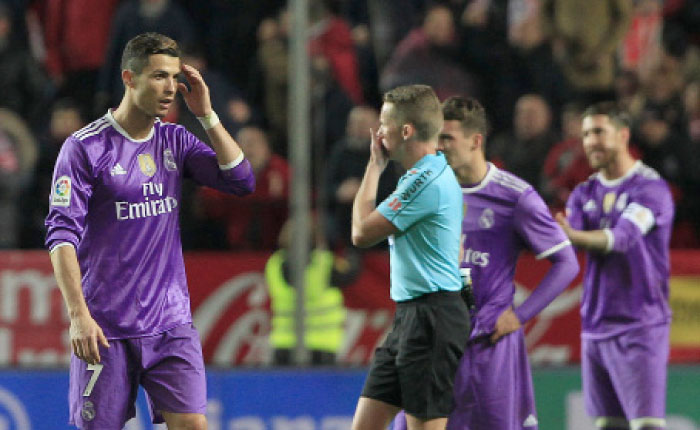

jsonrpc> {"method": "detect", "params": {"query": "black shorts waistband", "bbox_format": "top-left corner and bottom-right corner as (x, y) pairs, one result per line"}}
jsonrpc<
(396, 290), (462, 306)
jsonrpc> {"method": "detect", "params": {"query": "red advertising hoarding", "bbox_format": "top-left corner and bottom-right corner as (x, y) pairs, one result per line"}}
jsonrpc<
(0, 250), (698, 367)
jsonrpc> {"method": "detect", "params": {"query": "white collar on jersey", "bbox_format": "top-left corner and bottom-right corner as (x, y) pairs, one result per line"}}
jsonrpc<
(105, 109), (156, 143)
(461, 162), (497, 194)
(596, 160), (641, 187)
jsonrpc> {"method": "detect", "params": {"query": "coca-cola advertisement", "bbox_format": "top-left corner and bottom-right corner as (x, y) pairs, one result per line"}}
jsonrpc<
(0, 250), (698, 367)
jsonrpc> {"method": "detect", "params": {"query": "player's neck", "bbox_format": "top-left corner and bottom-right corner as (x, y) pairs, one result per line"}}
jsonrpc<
(112, 101), (155, 141)
(600, 152), (636, 181)
(399, 140), (436, 170)
(455, 158), (488, 186)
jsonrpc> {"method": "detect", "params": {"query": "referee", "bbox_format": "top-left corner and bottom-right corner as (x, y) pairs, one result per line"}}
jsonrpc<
(351, 84), (469, 430)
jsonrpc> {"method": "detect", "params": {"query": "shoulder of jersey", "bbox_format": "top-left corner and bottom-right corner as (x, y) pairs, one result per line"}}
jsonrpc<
(491, 169), (531, 195)
(71, 117), (112, 142)
(635, 162), (661, 181)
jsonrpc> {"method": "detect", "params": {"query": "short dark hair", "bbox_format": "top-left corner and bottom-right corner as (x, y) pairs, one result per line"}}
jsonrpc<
(442, 96), (489, 136)
(383, 85), (442, 141)
(120, 32), (180, 74)
(582, 101), (631, 129)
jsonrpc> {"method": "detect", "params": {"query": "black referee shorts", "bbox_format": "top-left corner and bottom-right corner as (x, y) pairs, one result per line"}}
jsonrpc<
(360, 290), (471, 420)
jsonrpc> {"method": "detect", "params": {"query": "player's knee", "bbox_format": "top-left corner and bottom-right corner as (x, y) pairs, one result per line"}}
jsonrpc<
(167, 413), (207, 430)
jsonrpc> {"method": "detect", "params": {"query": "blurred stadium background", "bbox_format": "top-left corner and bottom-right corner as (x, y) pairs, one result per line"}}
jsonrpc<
(0, 0), (699, 428)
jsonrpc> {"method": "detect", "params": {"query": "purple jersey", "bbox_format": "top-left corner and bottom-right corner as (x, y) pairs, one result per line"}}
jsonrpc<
(566, 161), (673, 338)
(462, 164), (571, 339)
(45, 111), (255, 339)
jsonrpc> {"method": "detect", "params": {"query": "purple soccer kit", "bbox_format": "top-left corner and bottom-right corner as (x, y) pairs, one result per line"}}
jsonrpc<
(566, 161), (674, 429)
(45, 111), (255, 429)
(394, 164), (577, 430)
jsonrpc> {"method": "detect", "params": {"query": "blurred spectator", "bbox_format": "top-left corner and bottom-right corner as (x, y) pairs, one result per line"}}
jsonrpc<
(252, 8), (290, 155)
(0, 107), (38, 248)
(95, 0), (196, 113)
(663, 0), (700, 49)
(633, 103), (697, 247)
(198, 126), (290, 250)
(177, 0), (285, 92)
(324, 106), (399, 249)
(19, 98), (84, 248)
(614, 68), (642, 111)
(630, 62), (686, 133)
(619, 0), (663, 82)
(175, 45), (256, 140)
(489, 94), (558, 189)
(541, 102), (592, 211)
(543, 0), (633, 105)
(499, 0), (568, 125)
(309, 0), (364, 104)
(380, 4), (477, 101)
(42, 0), (120, 118)
(0, 3), (51, 128)
(454, 0), (512, 131)
(366, 0), (425, 71)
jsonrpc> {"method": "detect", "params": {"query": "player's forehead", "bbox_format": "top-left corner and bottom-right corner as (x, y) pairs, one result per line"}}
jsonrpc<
(441, 119), (463, 135)
(582, 114), (613, 131)
(379, 102), (396, 124)
(142, 53), (181, 75)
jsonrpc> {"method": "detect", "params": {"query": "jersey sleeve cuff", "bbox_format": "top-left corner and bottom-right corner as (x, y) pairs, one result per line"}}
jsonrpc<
(49, 242), (75, 254)
(535, 240), (572, 260)
(603, 228), (614, 253)
(219, 152), (245, 170)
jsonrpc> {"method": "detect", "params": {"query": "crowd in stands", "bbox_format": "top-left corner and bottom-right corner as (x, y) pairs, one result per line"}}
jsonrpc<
(0, 0), (699, 250)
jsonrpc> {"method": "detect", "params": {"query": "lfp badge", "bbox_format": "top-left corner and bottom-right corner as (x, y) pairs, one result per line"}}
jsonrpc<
(51, 176), (71, 207)
(138, 154), (157, 177)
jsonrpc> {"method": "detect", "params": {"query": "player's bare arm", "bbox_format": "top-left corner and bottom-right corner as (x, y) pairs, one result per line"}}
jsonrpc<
(178, 63), (243, 165)
(352, 128), (397, 247)
(555, 212), (609, 252)
(50, 246), (109, 365)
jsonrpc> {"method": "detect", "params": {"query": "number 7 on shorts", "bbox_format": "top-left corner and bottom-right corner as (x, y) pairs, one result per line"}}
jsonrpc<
(83, 363), (104, 397)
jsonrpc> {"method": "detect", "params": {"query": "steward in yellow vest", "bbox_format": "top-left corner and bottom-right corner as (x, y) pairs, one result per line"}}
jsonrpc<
(265, 248), (356, 365)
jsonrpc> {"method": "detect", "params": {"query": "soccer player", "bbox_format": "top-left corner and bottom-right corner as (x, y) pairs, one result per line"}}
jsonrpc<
(395, 95), (579, 430)
(350, 85), (470, 430)
(45, 33), (255, 430)
(556, 102), (673, 430)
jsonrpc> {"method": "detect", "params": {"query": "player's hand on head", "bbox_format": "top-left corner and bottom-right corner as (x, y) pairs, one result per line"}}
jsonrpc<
(490, 307), (521, 344)
(69, 313), (109, 365)
(177, 63), (213, 118)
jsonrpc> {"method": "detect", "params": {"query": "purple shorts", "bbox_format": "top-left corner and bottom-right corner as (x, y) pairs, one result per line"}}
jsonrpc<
(393, 329), (537, 430)
(581, 323), (669, 429)
(68, 324), (207, 430)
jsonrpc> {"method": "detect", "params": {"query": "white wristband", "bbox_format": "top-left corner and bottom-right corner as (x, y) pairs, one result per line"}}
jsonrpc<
(197, 111), (220, 130)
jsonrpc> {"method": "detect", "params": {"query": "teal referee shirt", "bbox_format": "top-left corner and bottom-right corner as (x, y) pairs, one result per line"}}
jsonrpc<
(377, 152), (463, 301)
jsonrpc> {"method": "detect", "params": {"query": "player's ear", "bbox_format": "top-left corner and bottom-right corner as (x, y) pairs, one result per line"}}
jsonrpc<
(402, 123), (415, 140)
(122, 69), (135, 89)
(619, 126), (631, 143)
(471, 133), (484, 151)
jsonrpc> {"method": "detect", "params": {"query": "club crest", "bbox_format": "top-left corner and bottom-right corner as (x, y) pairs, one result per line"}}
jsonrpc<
(138, 153), (157, 177)
(81, 401), (96, 422)
(164, 149), (177, 171)
(603, 192), (616, 214)
(478, 208), (495, 229)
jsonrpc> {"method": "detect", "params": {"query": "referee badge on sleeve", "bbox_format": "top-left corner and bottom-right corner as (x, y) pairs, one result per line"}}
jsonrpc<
(51, 176), (72, 207)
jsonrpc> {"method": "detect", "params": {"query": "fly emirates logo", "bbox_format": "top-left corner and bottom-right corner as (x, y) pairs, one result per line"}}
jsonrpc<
(461, 234), (490, 267)
(115, 182), (178, 221)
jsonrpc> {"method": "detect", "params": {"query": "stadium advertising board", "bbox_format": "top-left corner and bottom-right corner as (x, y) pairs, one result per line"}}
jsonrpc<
(0, 368), (698, 430)
(0, 250), (699, 367)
